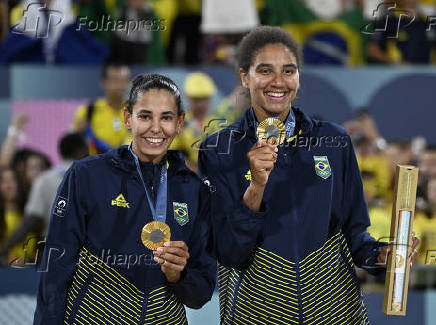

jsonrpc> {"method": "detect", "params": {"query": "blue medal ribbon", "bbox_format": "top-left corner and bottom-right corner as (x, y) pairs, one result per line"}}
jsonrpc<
(129, 145), (167, 223)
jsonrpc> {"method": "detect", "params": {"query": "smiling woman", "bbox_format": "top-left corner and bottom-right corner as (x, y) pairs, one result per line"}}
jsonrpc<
(34, 74), (216, 325)
(198, 26), (419, 325)
(124, 74), (185, 164)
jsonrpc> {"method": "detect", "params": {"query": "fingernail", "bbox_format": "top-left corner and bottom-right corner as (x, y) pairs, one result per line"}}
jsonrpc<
(164, 242), (170, 247)
(157, 247), (163, 252)
(153, 257), (158, 262)
(274, 147), (278, 152)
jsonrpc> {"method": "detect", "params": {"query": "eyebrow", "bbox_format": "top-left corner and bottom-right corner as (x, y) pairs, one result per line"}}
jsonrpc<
(255, 63), (298, 70)
(136, 109), (176, 115)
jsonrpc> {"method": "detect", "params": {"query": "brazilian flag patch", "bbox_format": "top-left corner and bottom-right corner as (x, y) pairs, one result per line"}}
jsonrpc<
(313, 156), (331, 179)
(173, 202), (189, 226)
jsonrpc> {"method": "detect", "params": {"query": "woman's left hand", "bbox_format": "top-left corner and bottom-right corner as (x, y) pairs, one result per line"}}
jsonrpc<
(153, 241), (190, 283)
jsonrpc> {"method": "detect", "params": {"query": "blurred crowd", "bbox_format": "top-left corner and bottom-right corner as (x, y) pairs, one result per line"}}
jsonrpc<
(0, 0), (435, 65)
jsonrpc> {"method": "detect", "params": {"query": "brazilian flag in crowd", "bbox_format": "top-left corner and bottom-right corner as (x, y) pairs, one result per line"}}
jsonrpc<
(260, 0), (369, 65)
(78, 0), (166, 64)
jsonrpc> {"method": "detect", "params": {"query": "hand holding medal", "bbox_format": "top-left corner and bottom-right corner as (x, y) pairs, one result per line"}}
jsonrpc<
(247, 117), (287, 187)
(153, 241), (190, 283)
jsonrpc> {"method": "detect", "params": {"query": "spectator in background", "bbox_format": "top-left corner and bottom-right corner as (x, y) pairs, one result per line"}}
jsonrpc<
(0, 168), (37, 267)
(0, 113), (51, 195)
(414, 177), (436, 287)
(416, 145), (436, 213)
(344, 109), (391, 201)
(385, 139), (413, 173)
(366, 0), (434, 64)
(0, 113), (29, 169)
(0, 133), (88, 266)
(109, 0), (166, 64)
(76, 0), (118, 44)
(200, 0), (259, 64)
(419, 145), (436, 180)
(216, 83), (251, 126)
(384, 139), (413, 201)
(366, 140), (413, 244)
(72, 62), (131, 155)
(167, 0), (202, 64)
(22, 151), (51, 196)
(170, 72), (218, 173)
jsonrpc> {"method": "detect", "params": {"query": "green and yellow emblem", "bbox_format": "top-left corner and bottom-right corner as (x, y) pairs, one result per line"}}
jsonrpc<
(314, 156), (331, 179)
(173, 202), (189, 226)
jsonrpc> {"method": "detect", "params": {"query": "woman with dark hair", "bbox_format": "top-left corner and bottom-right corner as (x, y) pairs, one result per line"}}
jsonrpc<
(199, 26), (419, 324)
(22, 151), (51, 194)
(0, 167), (35, 266)
(34, 74), (216, 324)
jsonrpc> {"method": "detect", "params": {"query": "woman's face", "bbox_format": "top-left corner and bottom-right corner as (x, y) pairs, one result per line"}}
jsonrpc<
(0, 170), (18, 202)
(25, 155), (46, 183)
(240, 43), (299, 118)
(124, 89), (184, 162)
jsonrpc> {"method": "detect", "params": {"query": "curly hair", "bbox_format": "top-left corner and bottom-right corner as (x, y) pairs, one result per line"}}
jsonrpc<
(238, 25), (301, 73)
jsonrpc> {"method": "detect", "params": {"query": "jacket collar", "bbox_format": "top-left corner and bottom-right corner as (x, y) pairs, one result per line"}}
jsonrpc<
(103, 145), (191, 176)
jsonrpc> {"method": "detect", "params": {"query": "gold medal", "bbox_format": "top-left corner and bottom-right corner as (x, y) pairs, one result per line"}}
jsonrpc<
(141, 221), (171, 250)
(257, 118), (286, 146)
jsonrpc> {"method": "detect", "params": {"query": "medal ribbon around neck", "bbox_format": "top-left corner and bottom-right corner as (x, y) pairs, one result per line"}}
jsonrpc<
(129, 145), (171, 250)
(129, 145), (168, 223)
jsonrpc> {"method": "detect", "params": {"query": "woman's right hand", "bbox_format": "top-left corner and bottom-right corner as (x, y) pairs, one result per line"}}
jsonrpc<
(247, 141), (277, 187)
(243, 141), (277, 212)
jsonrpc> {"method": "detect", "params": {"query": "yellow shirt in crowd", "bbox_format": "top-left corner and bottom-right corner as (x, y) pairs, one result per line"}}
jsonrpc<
(414, 214), (436, 265)
(4, 210), (37, 265)
(357, 154), (391, 199)
(73, 98), (131, 154)
(170, 112), (222, 165)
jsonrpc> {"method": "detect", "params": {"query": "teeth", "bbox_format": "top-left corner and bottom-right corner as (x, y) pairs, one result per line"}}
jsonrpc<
(146, 138), (164, 143)
(267, 92), (285, 97)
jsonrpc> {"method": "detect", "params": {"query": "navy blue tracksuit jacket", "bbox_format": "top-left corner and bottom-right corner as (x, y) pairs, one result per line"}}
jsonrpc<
(34, 146), (216, 324)
(199, 107), (385, 325)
